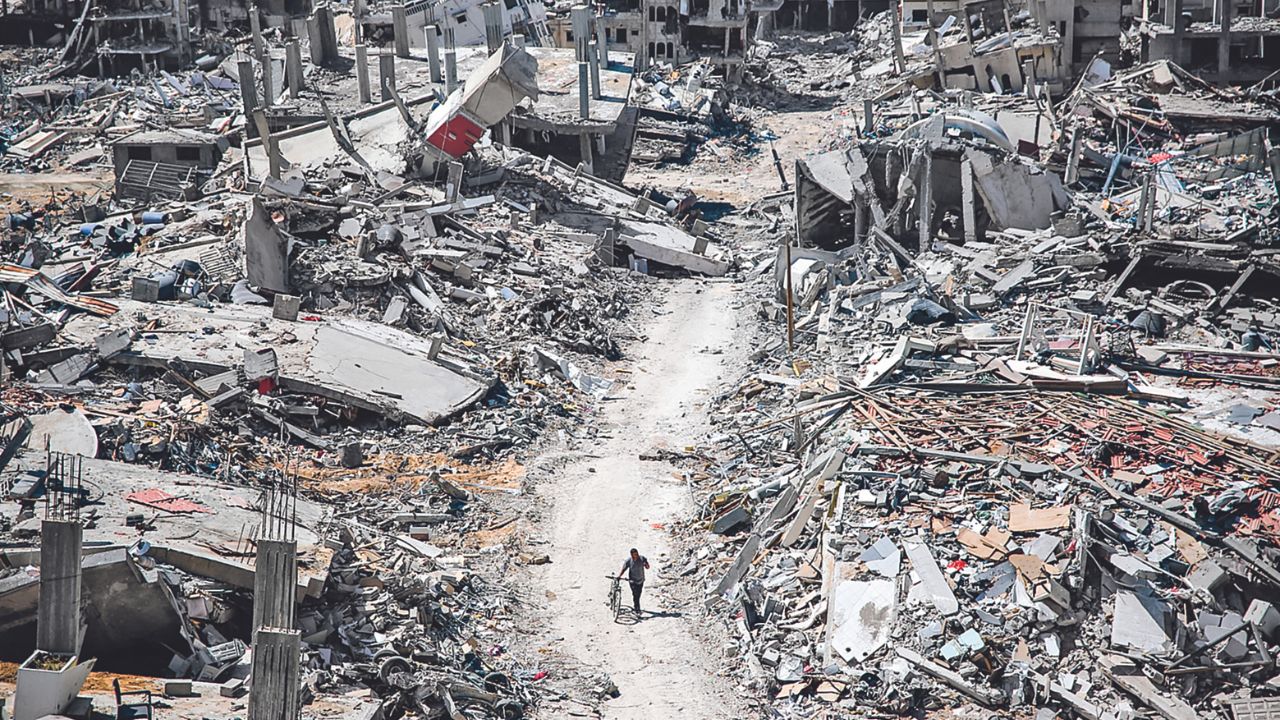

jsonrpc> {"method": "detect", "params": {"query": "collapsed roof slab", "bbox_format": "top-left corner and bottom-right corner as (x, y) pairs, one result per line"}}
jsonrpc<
(0, 547), (177, 659)
(61, 300), (492, 425)
(620, 221), (729, 276)
(6, 452), (331, 600)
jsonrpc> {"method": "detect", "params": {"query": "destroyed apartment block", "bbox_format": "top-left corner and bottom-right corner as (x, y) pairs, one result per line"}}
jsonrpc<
(795, 122), (1070, 253)
(1138, 0), (1280, 84)
(1, 0), (742, 710)
(356, 0), (553, 51)
(9, 0), (1280, 715)
(111, 128), (229, 200)
(547, 0), (755, 78)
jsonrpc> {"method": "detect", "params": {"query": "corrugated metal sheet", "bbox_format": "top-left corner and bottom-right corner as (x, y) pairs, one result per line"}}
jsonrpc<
(0, 263), (118, 316)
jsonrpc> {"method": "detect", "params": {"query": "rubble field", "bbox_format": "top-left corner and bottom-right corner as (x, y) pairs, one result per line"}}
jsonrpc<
(4, 0), (1280, 716)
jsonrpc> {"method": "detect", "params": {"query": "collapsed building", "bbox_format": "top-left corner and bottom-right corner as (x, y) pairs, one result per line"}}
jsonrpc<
(547, 0), (755, 79)
(657, 6), (1280, 718)
(0, 0), (730, 708)
(7, 0), (1280, 713)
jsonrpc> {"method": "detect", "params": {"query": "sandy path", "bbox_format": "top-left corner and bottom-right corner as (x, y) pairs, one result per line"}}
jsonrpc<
(529, 279), (746, 719)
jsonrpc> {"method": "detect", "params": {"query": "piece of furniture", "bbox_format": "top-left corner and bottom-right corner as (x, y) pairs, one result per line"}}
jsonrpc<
(112, 679), (154, 720)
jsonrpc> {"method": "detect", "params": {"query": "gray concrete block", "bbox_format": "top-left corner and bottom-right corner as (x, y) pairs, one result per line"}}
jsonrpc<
(272, 293), (301, 322)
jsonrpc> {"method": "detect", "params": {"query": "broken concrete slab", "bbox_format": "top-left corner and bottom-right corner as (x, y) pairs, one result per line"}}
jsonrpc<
(828, 578), (896, 662)
(22, 408), (98, 458)
(243, 197), (291, 294)
(62, 299), (491, 425)
(1111, 589), (1175, 655)
(905, 541), (959, 615)
(619, 221), (729, 277)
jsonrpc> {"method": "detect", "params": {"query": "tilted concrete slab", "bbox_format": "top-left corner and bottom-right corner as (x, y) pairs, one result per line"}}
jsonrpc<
(620, 221), (729, 277)
(5, 453), (331, 599)
(61, 299), (491, 425)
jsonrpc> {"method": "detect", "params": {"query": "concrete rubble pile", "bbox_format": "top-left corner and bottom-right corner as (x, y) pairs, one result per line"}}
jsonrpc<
(660, 12), (1280, 720)
(1, 6), (736, 713)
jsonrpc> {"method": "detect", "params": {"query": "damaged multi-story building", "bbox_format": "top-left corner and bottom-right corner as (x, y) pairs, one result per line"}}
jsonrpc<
(1138, 0), (1280, 82)
(545, 0), (753, 78)
(0, 0), (318, 72)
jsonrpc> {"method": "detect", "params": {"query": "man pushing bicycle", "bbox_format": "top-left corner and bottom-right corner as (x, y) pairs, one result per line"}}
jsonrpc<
(616, 548), (651, 616)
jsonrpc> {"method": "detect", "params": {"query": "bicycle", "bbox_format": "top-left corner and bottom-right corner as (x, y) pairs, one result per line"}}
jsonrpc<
(605, 575), (622, 620)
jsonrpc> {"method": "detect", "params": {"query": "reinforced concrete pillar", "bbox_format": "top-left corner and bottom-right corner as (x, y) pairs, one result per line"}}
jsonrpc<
(1217, 0), (1231, 78)
(379, 51), (396, 101)
(425, 24), (442, 82)
(238, 58), (259, 135)
(355, 44), (372, 103)
(286, 39), (304, 97)
(252, 539), (298, 632)
(248, 629), (301, 720)
(918, 148), (932, 249)
(588, 40), (601, 99)
(961, 155), (977, 243)
(445, 48), (458, 92)
(393, 5), (411, 57)
(260, 54), (275, 107)
(579, 132), (594, 175)
(577, 61), (589, 119)
(595, 11), (607, 66)
(482, 1), (503, 54)
(571, 4), (590, 60)
(1169, 0), (1185, 64)
(36, 519), (83, 656)
(249, 4), (265, 59)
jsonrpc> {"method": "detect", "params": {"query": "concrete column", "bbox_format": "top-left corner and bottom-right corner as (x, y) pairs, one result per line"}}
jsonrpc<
(755, 9), (773, 40)
(578, 61), (589, 118)
(918, 148), (932, 250)
(571, 4), (590, 60)
(1063, 13), (1075, 72)
(355, 44), (371, 103)
(308, 6), (339, 66)
(482, 1), (503, 54)
(637, 0), (648, 70)
(1170, 0), (1184, 64)
(36, 519), (82, 656)
(252, 110), (282, 180)
(238, 58), (258, 135)
(588, 40), (602, 98)
(960, 155), (976, 243)
(260, 54), (275, 108)
(425, 24), (442, 82)
(252, 539), (298, 631)
(393, 5), (411, 57)
(595, 12), (608, 66)
(379, 51), (396, 101)
(445, 48), (458, 92)
(249, 4), (265, 59)
(863, 98), (874, 134)
(1218, 0), (1231, 78)
(1064, 127), (1082, 184)
(306, 14), (324, 64)
(248, 629), (301, 720)
(579, 132), (594, 175)
(890, 9), (906, 72)
(286, 40), (304, 97)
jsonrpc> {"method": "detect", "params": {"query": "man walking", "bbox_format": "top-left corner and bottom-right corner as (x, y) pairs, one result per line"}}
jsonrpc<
(617, 548), (651, 616)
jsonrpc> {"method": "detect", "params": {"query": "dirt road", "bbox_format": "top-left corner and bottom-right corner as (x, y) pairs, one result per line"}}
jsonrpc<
(530, 279), (746, 719)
